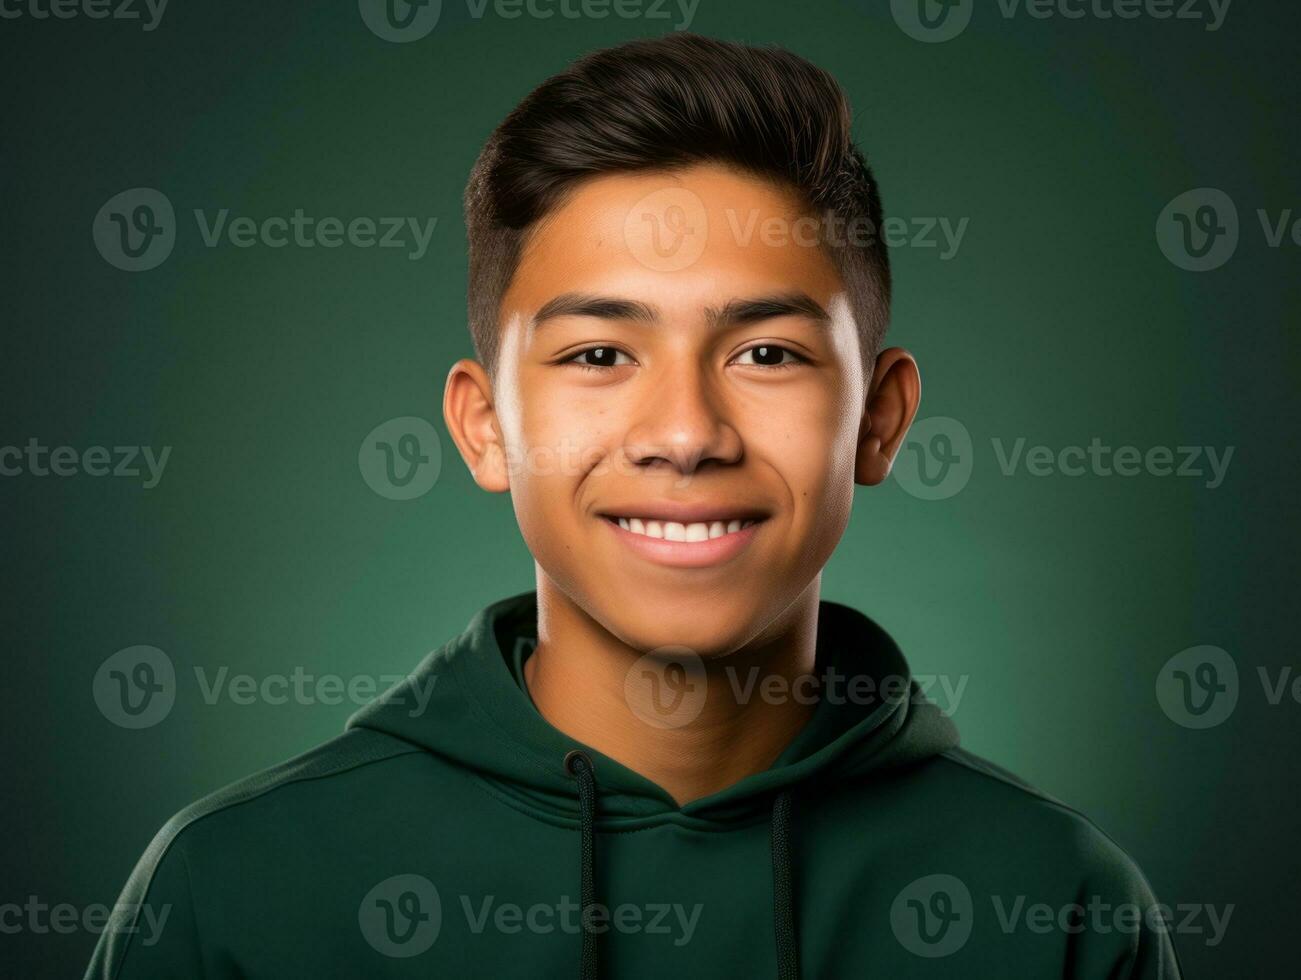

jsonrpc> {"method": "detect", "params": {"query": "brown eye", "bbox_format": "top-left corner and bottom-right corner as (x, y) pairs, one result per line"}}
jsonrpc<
(566, 346), (633, 368)
(735, 345), (802, 367)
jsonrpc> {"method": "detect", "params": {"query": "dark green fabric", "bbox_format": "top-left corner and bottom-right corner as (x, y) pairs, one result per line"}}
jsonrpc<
(86, 591), (1182, 978)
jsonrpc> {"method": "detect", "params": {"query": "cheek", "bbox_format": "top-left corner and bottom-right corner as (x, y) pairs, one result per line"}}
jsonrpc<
(751, 384), (859, 537)
(506, 383), (618, 517)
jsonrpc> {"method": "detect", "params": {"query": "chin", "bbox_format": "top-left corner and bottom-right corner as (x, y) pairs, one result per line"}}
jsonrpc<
(592, 584), (776, 657)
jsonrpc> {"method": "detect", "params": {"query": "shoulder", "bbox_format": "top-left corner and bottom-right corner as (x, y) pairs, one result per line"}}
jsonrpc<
(133, 728), (425, 878)
(91, 729), (429, 977)
(854, 749), (1185, 977)
(924, 747), (1158, 896)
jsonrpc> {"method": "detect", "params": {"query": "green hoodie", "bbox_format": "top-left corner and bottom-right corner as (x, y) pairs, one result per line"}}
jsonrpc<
(87, 591), (1182, 978)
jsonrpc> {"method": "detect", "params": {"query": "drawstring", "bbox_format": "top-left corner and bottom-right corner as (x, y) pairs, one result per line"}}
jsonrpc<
(564, 750), (599, 980)
(563, 750), (801, 980)
(770, 790), (800, 980)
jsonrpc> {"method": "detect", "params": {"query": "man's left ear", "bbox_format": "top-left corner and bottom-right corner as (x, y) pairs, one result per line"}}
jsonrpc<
(855, 347), (921, 486)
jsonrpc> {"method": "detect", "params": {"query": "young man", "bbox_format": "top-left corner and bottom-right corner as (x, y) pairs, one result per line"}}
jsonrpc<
(88, 33), (1182, 979)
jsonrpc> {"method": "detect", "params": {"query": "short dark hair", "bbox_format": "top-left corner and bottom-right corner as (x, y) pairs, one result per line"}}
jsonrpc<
(463, 32), (891, 377)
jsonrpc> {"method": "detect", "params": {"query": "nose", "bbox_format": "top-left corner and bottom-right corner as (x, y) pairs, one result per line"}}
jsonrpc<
(621, 362), (743, 476)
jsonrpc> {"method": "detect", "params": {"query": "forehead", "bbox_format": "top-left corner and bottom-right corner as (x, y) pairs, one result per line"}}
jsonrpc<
(501, 164), (847, 322)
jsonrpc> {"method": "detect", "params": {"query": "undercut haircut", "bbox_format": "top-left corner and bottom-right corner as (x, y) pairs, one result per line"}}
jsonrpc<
(463, 32), (892, 377)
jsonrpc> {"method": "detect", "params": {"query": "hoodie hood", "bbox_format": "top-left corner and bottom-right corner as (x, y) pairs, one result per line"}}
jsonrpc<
(347, 590), (958, 824)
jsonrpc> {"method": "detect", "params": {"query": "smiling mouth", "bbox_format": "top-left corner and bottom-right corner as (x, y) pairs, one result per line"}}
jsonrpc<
(600, 515), (762, 542)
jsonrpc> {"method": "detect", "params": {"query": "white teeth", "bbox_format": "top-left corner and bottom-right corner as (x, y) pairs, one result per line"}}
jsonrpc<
(613, 516), (759, 541)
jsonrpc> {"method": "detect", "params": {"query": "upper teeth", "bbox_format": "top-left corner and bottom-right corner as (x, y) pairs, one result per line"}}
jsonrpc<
(614, 517), (755, 540)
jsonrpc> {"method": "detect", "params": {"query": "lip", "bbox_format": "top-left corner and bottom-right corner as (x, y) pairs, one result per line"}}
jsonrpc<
(599, 514), (764, 568)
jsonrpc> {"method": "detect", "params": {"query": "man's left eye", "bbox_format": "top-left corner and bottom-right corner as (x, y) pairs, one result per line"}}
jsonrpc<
(733, 345), (802, 367)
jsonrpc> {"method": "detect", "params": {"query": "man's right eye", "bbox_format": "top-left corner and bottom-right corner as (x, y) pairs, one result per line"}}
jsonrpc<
(565, 346), (634, 369)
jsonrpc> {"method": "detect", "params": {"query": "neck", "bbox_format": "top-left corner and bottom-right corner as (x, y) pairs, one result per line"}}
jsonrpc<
(522, 571), (822, 806)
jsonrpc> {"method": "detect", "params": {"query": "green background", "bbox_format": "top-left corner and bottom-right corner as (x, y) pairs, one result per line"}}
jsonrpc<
(2, 1), (1296, 974)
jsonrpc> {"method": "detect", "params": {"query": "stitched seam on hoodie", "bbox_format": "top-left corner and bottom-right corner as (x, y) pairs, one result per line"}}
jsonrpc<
(178, 844), (206, 980)
(106, 739), (422, 980)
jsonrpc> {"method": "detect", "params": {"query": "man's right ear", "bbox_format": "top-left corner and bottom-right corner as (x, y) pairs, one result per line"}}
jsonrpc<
(442, 358), (511, 493)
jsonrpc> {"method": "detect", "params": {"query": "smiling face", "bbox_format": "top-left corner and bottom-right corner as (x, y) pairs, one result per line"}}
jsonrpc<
(447, 163), (903, 656)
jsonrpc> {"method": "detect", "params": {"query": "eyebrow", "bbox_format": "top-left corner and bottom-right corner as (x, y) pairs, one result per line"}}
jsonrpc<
(531, 291), (831, 331)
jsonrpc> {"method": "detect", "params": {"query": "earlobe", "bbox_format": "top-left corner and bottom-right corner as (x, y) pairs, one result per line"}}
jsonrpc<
(442, 358), (511, 493)
(854, 348), (921, 486)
